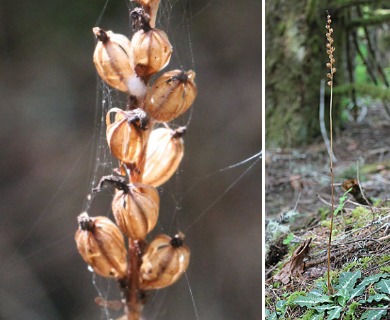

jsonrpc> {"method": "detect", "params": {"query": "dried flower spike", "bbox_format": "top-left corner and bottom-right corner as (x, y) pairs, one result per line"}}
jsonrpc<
(325, 13), (336, 87)
(140, 233), (190, 290)
(144, 70), (197, 122)
(106, 108), (150, 171)
(143, 127), (185, 187)
(75, 212), (127, 279)
(130, 8), (172, 77)
(93, 27), (146, 98)
(112, 182), (160, 240)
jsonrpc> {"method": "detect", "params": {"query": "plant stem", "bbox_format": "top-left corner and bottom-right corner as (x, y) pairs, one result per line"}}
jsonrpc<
(125, 239), (144, 320)
(327, 81), (335, 294)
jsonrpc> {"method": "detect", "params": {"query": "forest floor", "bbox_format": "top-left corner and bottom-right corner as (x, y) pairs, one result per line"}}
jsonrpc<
(266, 105), (390, 221)
(265, 105), (390, 319)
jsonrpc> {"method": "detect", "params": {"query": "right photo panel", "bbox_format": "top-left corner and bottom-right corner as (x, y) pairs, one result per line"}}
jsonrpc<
(265, 2), (390, 319)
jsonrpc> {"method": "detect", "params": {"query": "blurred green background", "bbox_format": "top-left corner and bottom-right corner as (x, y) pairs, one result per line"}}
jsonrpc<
(0, 0), (261, 319)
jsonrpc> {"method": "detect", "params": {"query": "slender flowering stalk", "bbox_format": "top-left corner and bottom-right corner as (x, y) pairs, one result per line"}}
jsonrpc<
(325, 11), (336, 294)
(75, 1), (197, 318)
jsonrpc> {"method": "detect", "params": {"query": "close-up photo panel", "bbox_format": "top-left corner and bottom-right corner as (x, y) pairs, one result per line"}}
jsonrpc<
(1, 0), (261, 319)
(265, 1), (390, 319)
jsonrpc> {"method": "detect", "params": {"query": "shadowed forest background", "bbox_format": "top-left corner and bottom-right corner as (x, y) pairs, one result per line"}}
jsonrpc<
(266, 1), (390, 215)
(0, 0), (261, 319)
(265, 2), (390, 318)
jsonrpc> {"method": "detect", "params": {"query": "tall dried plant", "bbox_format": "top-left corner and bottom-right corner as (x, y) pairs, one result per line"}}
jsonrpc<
(74, 1), (198, 319)
(325, 11), (336, 294)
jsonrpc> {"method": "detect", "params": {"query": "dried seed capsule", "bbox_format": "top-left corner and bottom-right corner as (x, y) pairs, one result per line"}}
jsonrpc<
(140, 233), (190, 290)
(106, 108), (150, 168)
(75, 212), (127, 279)
(144, 70), (197, 122)
(143, 127), (185, 187)
(130, 19), (172, 77)
(93, 27), (146, 98)
(112, 183), (160, 240)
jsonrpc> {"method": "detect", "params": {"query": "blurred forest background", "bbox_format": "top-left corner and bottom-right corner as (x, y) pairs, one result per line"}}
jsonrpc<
(0, 0), (261, 319)
(266, 1), (390, 147)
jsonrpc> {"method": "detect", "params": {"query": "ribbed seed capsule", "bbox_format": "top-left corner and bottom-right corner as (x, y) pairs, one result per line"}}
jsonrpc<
(93, 27), (146, 98)
(106, 108), (150, 168)
(112, 183), (160, 240)
(140, 233), (190, 290)
(143, 127), (185, 187)
(130, 27), (172, 77)
(144, 70), (197, 122)
(75, 212), (127, 279)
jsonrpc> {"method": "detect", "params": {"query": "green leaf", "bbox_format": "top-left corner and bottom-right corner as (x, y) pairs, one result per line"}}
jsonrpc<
(291, 293), (332, 308)
(311, 313), (325, 320)
(327, 306), (342, 320)
(276, 299), (287, 314)
(266, 312), (277, 320)
(361, 309), (387, 320)
(283, 233), (294, 245)
(265, 309), (277, 320)
(375, 279), (390, 294)
(334, 189), (351, 216)
(334, 288), (349, 307)
(359, 274), (388, 288)
(313, 304), (335, 313)
(346, 301), (360, 320)
(348, 284), (365, 301)
(366, 293), (390, 303)
(335, 271), (361, 293)
(350, 273), (388, 302)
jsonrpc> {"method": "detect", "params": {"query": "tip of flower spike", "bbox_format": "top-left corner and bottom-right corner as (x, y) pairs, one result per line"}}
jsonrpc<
(92, 27), (109, 43)
(78, 212), (94, 231)
(169, 71), (188, 83)
(172, 126), (186, 138)
(170, 232), (185, 248)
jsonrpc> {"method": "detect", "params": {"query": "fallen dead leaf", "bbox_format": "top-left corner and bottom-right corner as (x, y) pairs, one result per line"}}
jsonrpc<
(273, 238), (312, 285)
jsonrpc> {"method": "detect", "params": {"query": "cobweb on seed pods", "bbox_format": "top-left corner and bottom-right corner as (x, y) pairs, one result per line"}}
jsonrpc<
(1, 1), (261, 319)
(82, 1), (262, 319)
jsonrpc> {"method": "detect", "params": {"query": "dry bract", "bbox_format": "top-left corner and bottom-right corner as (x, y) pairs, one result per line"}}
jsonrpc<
(131, 28), (172, 77)
(106, 108), (150, 169)
(143, 127), (185, 187)
(145, 70), (197, 122)
(75, 212), (127, 279)
(140, 233), (190, 290)
(112, 183), (160, 240)
(93, 28), (143, 96)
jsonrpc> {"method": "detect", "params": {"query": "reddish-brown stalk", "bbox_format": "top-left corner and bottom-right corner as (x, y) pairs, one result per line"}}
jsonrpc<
(325, 11), (336, 294)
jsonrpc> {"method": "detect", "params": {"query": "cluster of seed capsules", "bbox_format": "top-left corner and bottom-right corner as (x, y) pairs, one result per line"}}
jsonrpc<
(74, 0), (197, 311)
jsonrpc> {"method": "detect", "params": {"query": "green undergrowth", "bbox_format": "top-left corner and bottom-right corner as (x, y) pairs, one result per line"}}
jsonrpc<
(266, 271), (390, 320)
(266, 197), (390, 319)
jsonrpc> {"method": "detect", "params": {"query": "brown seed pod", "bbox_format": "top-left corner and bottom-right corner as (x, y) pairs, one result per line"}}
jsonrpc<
(106, 108), (150, 169)
(75, 212), (127, 279)
(143, 127), (185, 187)
(93, 27), (146, 98)
(112, 183), (160, 240)
(130, 27), (172, 77)
(144, 70), (197, 122)
(140, 233), (190, 290)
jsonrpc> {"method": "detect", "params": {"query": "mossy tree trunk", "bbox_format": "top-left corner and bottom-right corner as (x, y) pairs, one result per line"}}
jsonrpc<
(266, 0), (345, 148)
